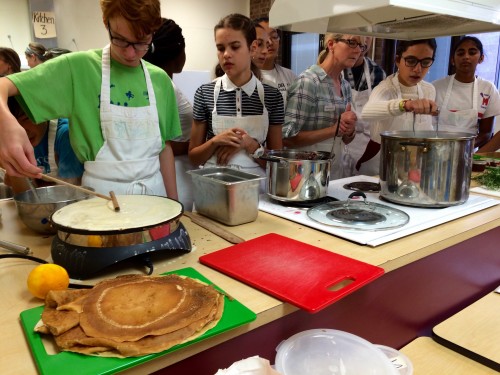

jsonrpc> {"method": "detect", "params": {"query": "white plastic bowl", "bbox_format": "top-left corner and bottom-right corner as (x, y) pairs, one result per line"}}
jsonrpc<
(275, 329), (399, 375)
(375, 345), (413, 375)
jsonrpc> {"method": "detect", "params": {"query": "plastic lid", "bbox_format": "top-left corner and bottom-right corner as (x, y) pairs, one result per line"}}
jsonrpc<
(275, 329), (399, 375)
(375, 345), (414, 375)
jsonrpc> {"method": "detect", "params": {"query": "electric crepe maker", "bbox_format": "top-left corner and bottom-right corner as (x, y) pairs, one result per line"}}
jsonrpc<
(49, 195), (192, 279)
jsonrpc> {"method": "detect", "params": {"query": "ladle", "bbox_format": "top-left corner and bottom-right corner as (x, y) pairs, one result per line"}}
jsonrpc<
(434, 108), (440, 137)
(26, 177), (40, 202)
(396, 144), (420, 199)
(329, 115), (341, 159)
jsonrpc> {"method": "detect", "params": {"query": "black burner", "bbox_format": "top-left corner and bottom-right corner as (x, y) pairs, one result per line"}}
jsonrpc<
(344, 181), (381, 193)
(327, 208), (386, 224)
(272, 196), (338, 208)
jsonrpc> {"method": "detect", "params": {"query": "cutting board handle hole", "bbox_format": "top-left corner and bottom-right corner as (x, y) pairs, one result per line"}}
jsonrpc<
(327, 277), (355, 292)
(41, 335), (61, 355)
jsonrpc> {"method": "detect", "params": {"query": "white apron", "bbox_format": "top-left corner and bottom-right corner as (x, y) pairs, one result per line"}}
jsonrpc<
(342, 60), (378, 176)
(437, 74), (478, 134)
(82, 45), (166, 196)
(205, 77), (268, 178)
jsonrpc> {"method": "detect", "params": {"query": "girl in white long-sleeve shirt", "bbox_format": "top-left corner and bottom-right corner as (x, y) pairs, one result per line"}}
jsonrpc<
(357, 39), (438, 172)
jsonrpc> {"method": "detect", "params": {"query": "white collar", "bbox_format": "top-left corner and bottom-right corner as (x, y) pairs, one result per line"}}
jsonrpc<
(221, 73), (257, 97)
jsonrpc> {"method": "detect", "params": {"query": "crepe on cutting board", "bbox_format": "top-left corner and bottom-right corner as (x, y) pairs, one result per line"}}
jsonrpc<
(34, 274), (224, 357)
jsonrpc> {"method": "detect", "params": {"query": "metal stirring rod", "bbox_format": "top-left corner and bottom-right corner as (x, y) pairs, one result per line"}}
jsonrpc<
(0, 239), (31, 255)
(26, 178), (40, 202)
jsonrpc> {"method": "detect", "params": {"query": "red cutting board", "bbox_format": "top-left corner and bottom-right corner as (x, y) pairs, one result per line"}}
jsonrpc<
(200, 233), (384, 313)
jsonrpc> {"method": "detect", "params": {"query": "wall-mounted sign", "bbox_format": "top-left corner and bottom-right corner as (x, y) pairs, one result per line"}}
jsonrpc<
(32, 11), (56, 38)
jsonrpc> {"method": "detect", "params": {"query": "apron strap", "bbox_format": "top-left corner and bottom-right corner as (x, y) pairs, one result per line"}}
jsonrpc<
(213, 77), (222, 117)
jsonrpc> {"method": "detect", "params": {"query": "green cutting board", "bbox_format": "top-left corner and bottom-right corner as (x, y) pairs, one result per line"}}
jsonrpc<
(20, 267), (256, 375)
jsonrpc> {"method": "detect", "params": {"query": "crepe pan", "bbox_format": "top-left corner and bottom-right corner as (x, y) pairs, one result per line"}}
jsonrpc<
(49, 195), (192, 279)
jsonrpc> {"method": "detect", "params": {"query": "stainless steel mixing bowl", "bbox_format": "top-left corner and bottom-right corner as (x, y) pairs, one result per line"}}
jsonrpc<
(14, 185), (91, 234)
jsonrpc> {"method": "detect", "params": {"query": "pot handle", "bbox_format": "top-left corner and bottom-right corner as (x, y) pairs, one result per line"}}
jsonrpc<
(399, 141), (429, 151)
(259, 155), (289, 164)
(345, 191), (368, 207)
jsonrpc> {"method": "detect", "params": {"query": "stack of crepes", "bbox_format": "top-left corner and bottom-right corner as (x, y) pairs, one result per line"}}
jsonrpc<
(34, 274), (224, 357)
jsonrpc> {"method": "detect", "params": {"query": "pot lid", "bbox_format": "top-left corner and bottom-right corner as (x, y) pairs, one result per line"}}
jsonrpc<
(51, 195), (183, 234)
(307, 192), (409, 231)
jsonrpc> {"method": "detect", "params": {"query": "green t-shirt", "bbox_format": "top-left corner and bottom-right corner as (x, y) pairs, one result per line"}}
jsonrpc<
(9, 49), (181, 162)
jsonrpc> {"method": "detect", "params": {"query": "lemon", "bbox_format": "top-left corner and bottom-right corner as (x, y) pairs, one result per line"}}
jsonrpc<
(27, 264), (70, 300)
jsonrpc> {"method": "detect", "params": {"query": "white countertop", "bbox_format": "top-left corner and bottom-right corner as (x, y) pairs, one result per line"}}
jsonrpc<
(259, 176), (499, 246)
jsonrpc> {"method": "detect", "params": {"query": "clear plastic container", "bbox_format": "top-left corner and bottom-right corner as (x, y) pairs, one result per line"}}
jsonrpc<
(275, 329), (399, 375)
(375, 345), (414, 375)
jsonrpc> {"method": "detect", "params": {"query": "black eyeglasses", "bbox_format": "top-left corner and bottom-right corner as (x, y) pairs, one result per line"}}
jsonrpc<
(403, 56), (434, 68)
(336, 38), (367, 52)
(269, 32), (280, 42)
(107, 22), (153, 52)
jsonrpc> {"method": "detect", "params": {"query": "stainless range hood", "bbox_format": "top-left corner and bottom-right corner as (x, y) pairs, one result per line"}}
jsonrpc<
(269, 0), (500, 40)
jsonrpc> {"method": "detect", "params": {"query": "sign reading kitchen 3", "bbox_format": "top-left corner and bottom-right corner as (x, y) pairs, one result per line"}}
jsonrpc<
(32, 11), (56, 38)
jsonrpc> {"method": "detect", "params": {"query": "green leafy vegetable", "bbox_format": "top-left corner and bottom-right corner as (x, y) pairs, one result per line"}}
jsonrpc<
(473, 167), (500, 190)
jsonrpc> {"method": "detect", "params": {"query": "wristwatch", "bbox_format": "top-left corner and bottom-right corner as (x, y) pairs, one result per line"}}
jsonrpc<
(251, 143), (265, 158)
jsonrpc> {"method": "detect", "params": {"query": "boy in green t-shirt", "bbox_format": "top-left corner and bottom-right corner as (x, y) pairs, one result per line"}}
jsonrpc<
(0, 0), (180, 198)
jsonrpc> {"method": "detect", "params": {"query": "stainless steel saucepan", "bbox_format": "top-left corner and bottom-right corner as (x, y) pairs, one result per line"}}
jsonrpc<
(261, 150), (331, 202)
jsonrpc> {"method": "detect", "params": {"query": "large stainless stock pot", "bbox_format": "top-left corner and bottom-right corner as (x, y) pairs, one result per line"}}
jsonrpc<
(379, 131), (475, 207)
(261, 150), (331, 202)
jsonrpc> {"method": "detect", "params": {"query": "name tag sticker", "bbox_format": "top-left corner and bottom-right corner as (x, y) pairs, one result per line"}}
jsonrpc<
(324, 104), (335, 111)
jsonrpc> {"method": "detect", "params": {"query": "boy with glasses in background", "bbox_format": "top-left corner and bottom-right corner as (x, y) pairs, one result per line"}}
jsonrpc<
(254, 17), (297, 107)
